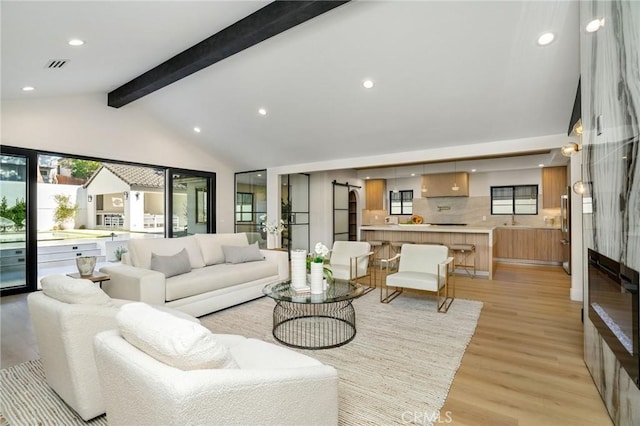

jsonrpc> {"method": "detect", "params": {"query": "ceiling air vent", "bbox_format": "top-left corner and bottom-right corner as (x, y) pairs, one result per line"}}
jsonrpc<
(45, 59), (68, 69)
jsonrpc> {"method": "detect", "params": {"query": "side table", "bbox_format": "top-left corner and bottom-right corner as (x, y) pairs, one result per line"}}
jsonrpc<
(66, 271), (111, 288)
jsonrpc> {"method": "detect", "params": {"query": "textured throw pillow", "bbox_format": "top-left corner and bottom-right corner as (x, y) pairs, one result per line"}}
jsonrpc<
(117, 302), (238, 370)
(222, 242), (264, 264)
(150, 248), (192, 278)
(195, 233), (249, 266)
(41, 274), (113, 306)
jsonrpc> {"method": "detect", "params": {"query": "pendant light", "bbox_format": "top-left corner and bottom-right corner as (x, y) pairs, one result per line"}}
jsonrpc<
(451, 161), (460, 191)
(393, 167), (399, 193)
(421, 164), (427, 193)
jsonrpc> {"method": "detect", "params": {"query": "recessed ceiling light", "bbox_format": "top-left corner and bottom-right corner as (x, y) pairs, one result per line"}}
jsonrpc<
(586, 19), (604, 33)
(471, 169), (477, 172)
(193, 127), (201, 133)
(537, 32), (555, 46)
(365, 176), (370, 180)
(538, 163), (545, 167)
(257, 173), (262, 177)
(410, 173), (416, 177)
(258, 108), (267, 116)
(68, 39), (84, 46)
(22, 86), (35, 91)
(363, 80), (374, 89)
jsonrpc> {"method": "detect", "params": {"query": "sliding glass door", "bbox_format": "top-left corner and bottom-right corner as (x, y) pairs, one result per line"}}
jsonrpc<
(168, 170), (215, 237)
(0, 148), (37, 295)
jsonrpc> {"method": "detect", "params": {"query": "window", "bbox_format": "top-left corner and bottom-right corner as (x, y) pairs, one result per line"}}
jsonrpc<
(491, 185), (538, 215)
(235, 192), (254, 222)
(389, 190), (413, 215)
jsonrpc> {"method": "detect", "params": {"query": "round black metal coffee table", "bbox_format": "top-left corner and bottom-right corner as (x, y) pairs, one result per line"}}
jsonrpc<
(263, 280), (364, 350)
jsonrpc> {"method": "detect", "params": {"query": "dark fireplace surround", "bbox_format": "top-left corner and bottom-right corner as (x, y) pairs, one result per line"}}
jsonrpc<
(588, 249), (639, 388)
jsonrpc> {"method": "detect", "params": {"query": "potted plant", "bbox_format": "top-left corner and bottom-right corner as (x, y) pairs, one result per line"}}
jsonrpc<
(53, 194), (78, 230)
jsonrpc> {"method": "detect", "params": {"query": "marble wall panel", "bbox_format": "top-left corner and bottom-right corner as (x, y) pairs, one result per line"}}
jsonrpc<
(581, 1), (640, 425)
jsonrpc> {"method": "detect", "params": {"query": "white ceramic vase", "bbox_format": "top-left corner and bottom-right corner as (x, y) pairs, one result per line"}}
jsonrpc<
(310, 262), (324, 294)
(76, 256), (97, 277)
(290, 250), (307, 290)
(267, 233), (279, 249)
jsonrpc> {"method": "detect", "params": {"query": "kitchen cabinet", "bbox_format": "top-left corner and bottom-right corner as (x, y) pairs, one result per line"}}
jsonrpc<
(542, 166), (567, 208)
(365, 179), (385, 210)
(421, 172), (469, 197)
(495, 227), (562, 263)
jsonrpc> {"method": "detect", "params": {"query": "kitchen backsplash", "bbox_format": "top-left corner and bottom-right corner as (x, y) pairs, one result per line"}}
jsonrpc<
(396, 196), (562, 227)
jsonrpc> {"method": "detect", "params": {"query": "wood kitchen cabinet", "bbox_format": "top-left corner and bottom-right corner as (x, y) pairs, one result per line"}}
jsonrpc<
(495, 227), (562, 263)
(365, 179), (385, 210)
(542, 166), (567, 208)
(421, 172), (469, 197)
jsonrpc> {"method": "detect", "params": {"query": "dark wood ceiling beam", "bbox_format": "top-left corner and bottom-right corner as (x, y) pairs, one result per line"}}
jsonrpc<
(108, 0), (350, 108)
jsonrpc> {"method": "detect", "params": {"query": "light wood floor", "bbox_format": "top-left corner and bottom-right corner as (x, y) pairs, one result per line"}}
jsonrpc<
(0, 263), (612, 425)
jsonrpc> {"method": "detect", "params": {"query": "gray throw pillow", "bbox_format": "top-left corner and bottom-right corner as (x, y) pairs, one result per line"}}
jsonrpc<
(221, 242), (264, 264)
(150, 248), (192, 278)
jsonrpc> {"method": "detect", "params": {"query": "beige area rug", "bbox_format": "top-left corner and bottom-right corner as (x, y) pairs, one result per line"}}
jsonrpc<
(0, 360), (107, 425)
(201, 291), (483, 425)
(0, 292), (481, 426)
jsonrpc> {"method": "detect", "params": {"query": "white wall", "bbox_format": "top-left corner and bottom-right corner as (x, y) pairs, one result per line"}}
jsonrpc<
(1, 93), (237, 232)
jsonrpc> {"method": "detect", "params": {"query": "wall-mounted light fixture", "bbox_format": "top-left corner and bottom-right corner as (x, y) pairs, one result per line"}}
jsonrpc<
(123, 191), (129, 200)
(87, 194), (93, 202)
(573, 180), (588, 195)
(561, 142), (582, 157)
(135, 192), (140, 201)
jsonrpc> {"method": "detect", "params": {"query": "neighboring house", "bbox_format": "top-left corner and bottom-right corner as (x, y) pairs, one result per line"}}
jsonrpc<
(84, 163), (183, 232)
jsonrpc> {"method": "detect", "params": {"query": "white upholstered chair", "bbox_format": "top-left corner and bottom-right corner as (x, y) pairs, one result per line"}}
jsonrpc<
(93, 323), (339, 425)
(328, 241), (374, 290)
(27, 275), (197, 421)
(381, 243), (455, 312)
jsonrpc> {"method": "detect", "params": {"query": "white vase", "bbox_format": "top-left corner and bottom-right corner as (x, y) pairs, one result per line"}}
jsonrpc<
(267, 233), (279, 249)
(290, 250), (307, 290)
(61, 218), (75, 230)
(310, 262), (324, 294)
(76, 256), (97, 277)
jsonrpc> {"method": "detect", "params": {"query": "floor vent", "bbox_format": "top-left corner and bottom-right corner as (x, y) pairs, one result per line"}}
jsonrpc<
(45, 59), (68, 69)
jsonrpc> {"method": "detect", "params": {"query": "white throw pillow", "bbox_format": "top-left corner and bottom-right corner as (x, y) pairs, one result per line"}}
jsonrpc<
(116, 302), (238, 370)
(41, 274), (113, 306)
(222, 242), (264, 264)
(195, 233), (249, 266)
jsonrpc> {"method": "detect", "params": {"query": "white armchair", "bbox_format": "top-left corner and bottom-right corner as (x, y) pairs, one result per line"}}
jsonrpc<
(381, 243), (455, 312)
(328, 241), (373, 290)
(94, 329), (339, 426)
(27, 275), (198, 421)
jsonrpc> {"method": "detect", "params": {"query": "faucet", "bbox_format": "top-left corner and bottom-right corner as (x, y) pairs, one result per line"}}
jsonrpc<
(511, 214), (516, 226)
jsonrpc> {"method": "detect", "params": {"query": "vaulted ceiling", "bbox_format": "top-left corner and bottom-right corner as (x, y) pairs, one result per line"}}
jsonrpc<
(1, 1), (580, 171)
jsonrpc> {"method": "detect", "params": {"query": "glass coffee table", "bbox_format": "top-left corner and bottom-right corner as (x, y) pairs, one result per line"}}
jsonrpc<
(263, 280), (365, 350)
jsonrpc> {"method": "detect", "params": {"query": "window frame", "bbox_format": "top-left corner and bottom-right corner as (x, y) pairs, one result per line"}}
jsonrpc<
(235, 192), (254, 223)
(490, 184), (538, 215)
(389, 190), (413, 215)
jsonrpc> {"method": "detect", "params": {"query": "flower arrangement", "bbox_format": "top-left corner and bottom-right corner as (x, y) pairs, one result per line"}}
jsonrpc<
(307, 242), (333, 282)
(259, 214), (285, 235)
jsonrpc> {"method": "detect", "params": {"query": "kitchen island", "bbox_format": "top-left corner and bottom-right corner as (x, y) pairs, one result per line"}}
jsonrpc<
(360, 224), (496, 278)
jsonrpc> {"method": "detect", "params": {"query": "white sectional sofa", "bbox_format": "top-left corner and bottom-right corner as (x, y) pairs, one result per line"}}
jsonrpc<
(100, 233), (289, 317)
